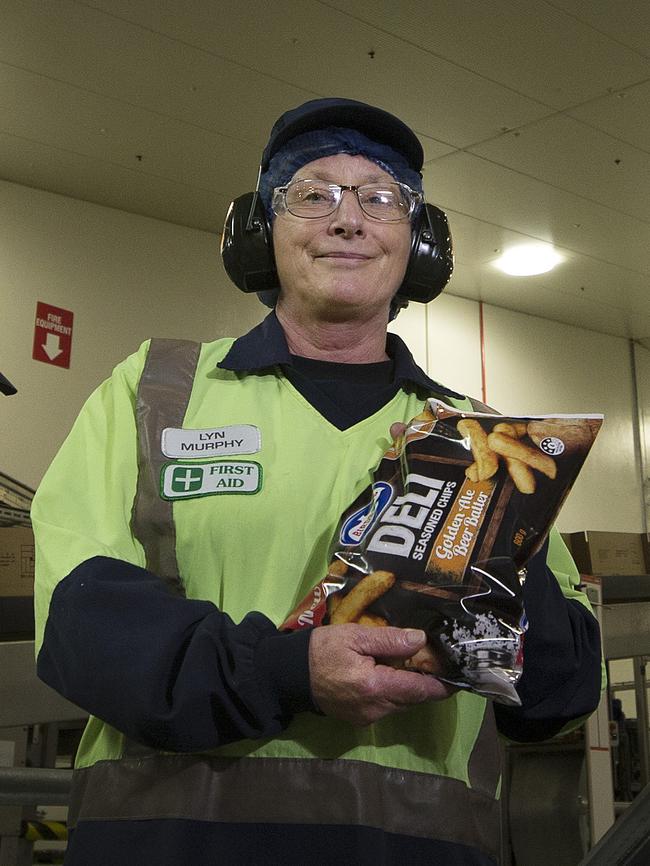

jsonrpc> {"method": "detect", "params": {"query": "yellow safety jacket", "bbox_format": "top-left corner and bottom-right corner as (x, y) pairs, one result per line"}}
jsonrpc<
(32, 335), (593, 860)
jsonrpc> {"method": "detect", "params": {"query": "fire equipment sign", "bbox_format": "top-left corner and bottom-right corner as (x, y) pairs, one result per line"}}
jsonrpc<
(32, 301), (74, 369)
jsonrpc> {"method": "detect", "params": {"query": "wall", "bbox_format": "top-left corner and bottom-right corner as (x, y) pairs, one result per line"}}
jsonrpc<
(0, 179), (263, 488)
(2, 179), (647, 535)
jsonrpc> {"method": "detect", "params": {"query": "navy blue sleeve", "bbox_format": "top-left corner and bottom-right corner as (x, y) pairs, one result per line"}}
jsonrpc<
(36, 556), (316, 751)
(494, 543), (603, 741)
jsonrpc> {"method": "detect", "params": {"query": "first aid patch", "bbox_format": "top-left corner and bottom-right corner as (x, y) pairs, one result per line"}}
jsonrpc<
(161, 425), (261, 458)
(160, 461), (262, 500)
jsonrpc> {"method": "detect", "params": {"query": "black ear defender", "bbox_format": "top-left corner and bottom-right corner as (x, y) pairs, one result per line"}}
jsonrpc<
(399, 202), (454, 303)
(220, 191), (279, 295)
(220, 194), (454, 305)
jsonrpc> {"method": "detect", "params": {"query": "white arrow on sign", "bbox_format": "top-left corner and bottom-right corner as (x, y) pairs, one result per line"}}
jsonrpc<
(42, 333), (63, 360)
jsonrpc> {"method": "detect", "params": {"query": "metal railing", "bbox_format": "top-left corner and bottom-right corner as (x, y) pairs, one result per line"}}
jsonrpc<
(579, 782), (650, 865)
(0, 767), (72, 806)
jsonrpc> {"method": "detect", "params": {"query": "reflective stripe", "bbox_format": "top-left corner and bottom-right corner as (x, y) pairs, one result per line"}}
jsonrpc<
(68, 754), (500, 858)
(468, 702), (502, 798)
(125, 337), (202, 760)
(130, 337), (201, 595)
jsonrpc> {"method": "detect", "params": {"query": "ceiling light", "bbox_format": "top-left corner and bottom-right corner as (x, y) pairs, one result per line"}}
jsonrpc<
(494, 243), (564, 276)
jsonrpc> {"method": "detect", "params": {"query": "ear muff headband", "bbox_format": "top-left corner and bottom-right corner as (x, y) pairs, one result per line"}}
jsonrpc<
(220, 193), (453, 304)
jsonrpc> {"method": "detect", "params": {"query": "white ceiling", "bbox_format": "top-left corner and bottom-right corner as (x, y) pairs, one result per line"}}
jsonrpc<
(2, 0), (649, 348)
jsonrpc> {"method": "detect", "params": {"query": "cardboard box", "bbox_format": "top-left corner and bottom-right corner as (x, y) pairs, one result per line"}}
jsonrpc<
(567, 531), (649, 576)
(0, 525), (35, 596)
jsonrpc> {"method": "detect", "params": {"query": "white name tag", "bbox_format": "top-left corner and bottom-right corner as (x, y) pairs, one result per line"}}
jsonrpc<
(160, 461), (262, 500)
(161, 425), (261, 458)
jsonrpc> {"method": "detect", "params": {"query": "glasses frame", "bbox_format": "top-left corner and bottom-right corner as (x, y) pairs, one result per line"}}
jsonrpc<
(272, 178), (423, 222)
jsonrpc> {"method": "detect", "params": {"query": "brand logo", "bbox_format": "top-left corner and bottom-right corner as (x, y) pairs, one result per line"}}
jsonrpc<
(160, 460), (262, 500)
(340, 481), (393, 546)
(539, 436), (565, 456)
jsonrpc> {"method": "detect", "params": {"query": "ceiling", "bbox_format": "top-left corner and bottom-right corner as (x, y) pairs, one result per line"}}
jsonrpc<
(2, 0), (649, 348)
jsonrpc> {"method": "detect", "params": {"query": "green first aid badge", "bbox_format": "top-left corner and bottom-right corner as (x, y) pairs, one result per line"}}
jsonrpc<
(160, 460), (262, 500)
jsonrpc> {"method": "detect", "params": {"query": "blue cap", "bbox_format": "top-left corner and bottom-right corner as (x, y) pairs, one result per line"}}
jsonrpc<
(261, 97), (424, 173)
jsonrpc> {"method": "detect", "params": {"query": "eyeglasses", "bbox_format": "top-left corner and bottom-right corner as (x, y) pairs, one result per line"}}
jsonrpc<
(272, 178), (423, 222)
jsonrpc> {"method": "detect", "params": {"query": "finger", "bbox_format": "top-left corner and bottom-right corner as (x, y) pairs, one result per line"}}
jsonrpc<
(370, 663), (456, 707)
(354, 626), (428, 659)
(390, 421), (407, 440)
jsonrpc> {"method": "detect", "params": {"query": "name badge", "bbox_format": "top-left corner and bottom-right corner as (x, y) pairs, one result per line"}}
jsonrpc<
(161, 425), (261, 458)
(160, 461), (262, 500)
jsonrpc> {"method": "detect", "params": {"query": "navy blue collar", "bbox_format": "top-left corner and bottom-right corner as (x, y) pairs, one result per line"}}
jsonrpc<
(218, 311), (465, 400)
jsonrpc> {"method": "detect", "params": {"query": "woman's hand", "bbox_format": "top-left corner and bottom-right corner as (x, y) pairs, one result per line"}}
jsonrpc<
(309, 625), (456, 726)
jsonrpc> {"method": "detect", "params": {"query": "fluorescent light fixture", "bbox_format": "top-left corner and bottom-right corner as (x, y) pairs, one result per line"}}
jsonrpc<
(494, 243), (563, 276)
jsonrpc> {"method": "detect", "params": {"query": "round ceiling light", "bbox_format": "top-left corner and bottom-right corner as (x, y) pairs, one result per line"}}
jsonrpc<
(494, 243), (564, 276)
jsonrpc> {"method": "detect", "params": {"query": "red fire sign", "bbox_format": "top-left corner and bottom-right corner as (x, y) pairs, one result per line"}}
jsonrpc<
(32, 301), (74, 369)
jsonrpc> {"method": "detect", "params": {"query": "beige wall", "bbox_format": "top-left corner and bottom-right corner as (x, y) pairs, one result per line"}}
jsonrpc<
(1, 179), (263, 488)
(2, 178), (648, 535)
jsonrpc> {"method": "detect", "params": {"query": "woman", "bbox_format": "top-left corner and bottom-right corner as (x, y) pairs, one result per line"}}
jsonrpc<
(33, 97), (602, 865)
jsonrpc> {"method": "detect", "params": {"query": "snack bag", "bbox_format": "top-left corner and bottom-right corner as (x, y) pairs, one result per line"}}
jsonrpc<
(282, 399), (603, 705)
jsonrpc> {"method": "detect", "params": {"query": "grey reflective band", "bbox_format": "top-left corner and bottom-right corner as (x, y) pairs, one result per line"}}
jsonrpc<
(68, 752), (500, 859)
(468, 702), (501, 798)
(130, 337), (201, 595)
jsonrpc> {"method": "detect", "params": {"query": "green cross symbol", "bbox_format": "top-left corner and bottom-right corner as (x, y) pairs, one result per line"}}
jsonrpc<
(171, 466), (203, 493)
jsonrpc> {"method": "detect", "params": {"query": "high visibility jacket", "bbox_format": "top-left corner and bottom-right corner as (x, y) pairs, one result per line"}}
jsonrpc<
(32, 335), (596, 862)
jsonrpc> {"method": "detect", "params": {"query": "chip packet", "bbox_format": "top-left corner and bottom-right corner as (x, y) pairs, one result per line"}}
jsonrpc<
(282, 399), (603, 705)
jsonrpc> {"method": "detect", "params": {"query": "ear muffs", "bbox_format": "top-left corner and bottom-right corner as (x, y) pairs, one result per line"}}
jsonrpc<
(220, 192), (278, 294)
(396, 203), (454, 304)
(220, 194), (453, 303)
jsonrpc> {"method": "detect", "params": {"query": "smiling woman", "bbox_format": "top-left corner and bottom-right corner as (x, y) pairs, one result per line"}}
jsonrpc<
(272, 154), (412, 352)
(31, 96), (602, 866)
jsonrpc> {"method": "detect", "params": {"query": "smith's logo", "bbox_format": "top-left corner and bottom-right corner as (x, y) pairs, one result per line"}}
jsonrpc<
(340, 482), (393, 546)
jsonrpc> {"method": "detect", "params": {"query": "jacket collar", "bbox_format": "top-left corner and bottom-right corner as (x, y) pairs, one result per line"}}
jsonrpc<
(218, 310), (465, 400)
